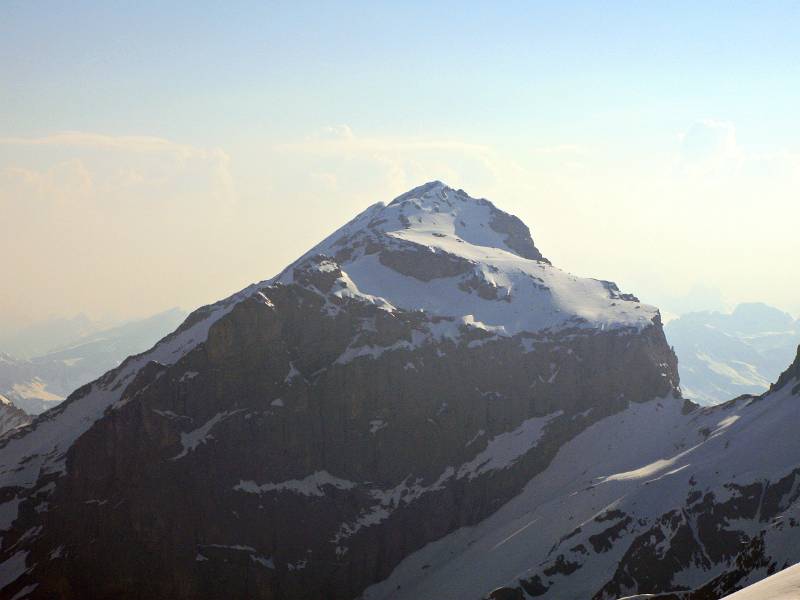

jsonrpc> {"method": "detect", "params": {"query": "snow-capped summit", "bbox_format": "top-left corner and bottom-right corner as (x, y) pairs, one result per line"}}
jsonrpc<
(369, 180), (547, 262)
(277, 181), (657, 338)
(285, 181), (548, 266)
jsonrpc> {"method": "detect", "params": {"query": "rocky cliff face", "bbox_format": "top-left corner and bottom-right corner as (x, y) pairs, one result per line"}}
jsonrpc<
(0, 182), (679, 599)
(362, 347), (800, 600)
(771, 345), (800, 395)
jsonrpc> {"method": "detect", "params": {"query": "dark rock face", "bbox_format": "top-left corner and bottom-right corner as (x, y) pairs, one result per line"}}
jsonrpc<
(0, 183), (680, 600)
(378, 245), (473, 281)
(0, 267), (678, 599)
(487, 209), (549, 264)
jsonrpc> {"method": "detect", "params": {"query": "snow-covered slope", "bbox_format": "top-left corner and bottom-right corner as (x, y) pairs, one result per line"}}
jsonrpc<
(364, 348), (800, 600)
(0, 182), (678, 600)
(721, 562), (800, 599)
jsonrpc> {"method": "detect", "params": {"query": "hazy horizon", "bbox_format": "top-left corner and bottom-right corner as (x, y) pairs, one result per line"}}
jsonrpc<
(3, 2), (799, 331)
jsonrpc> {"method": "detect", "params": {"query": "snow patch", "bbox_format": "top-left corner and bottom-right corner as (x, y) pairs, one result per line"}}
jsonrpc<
(171, 410), (242, 460)
(284, 362), (301, 383)
(9, 583), (38, 600)
(457, 411), (562, 480)
(0, 550), (29, 590)
(465, 430), (485, 447)
(369, 419), (387, 434)
(234, 471), (357, 497)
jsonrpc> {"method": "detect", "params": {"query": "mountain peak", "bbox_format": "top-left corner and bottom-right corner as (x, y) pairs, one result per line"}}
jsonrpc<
(0, 183), (681, 600)
(273, 182), (656, 337)
(388, 180), (449, 205)
(293, 181), (549, 269)
(384, 181), (548, 263)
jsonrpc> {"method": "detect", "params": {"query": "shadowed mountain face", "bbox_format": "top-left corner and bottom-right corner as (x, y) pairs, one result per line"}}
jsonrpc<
(666, 303), (800, 405)
(0, 182), (681, 599)
(364, 347), (800, 600)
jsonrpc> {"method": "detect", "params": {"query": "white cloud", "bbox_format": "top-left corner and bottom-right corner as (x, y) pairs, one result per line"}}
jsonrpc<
(1, 159), (94, 205)
(276, 125), (521, 198)
(1, 131), (214, 160)
(0, 131), (237, 205)
(0, 131), (243, 328)
(313, 124), (355, 141)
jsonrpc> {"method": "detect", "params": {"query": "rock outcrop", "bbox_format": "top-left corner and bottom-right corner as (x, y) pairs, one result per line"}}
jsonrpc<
(0, 394), (30, 437)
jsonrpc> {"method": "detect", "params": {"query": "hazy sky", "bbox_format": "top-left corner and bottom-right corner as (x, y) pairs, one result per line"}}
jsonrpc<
(2, 1), (799, 332)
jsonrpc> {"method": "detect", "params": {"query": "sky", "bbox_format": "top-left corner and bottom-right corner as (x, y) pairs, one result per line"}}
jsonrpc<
(2, 1), (799, 333)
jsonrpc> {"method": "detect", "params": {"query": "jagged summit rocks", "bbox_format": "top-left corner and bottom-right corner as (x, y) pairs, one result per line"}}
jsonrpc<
(0, 182), (679, 599)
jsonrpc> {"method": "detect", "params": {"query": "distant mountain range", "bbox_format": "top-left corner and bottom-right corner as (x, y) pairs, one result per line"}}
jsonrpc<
(665, 303), (800, 405)
(0, 308), (187, 414)
(0, 313), (105, 359)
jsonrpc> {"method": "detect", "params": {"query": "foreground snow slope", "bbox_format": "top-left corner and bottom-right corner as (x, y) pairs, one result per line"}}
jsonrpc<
(721, 562), (800, 599)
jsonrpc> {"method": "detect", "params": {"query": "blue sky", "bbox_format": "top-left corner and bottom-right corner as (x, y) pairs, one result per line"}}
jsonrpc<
(2, 2), (799, 326)
(5, 1), (800, 144)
